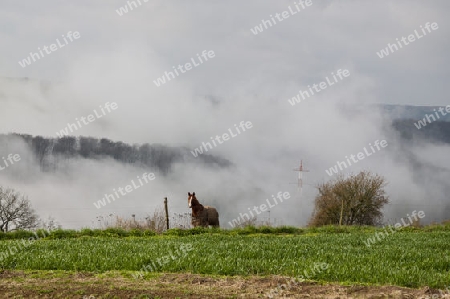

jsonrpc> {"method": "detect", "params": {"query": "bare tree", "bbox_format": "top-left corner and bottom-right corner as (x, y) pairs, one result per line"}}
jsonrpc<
(0, 186), (39, 232)
(309, 171), (389, 227)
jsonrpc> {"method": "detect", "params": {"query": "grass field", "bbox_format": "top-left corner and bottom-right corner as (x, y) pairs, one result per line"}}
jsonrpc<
(1, 225), (449, 295)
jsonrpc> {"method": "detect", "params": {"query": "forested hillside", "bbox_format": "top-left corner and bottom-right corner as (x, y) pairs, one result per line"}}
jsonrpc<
(380, 104), (450, 122)
(0, 133), (231, 174)
(392, 119), (450, 144)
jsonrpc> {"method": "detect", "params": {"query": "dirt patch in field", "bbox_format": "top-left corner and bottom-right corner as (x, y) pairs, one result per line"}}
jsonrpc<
(0, 270), (448, 298)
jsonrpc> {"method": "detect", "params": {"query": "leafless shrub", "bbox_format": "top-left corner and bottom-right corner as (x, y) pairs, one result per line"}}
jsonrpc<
(171, 212), (192, 229)
(410, 217), (422, 228)
(38, 215), (62, 231)
(97, 206), (168, 233)
(232, 215), (258, 228)
(309, 171), (389, 227)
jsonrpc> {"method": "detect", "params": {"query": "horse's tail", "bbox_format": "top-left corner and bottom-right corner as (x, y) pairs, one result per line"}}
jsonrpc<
(205, 206), (219, 227)
(214, 208), (220, 227)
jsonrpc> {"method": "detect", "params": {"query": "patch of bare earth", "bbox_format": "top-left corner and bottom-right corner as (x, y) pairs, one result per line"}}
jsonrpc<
(0, 271), (448, 298)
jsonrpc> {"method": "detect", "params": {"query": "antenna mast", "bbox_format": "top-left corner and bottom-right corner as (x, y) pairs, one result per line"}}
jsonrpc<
(292, 160), (309, 195)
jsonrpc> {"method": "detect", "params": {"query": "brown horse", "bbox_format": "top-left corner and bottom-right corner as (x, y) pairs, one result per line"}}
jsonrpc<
(187, 192), (219, 228)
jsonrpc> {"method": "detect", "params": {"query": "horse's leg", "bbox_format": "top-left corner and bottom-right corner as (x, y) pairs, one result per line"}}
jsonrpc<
(203, 209), (209, 227)
(213, 210), (219, 228)
(192, 217), (201, 228)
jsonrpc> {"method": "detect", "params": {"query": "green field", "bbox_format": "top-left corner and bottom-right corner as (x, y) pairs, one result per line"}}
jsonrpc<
(0, 226), (449, 290)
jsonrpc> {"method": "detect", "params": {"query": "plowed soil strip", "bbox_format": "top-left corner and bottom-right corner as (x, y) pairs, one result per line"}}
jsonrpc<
(0, 271), (447, 298)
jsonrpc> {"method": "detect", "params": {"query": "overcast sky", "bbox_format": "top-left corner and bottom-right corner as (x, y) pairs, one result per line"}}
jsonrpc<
(0, 1), (449, 228)
(1, 0), (449, 104)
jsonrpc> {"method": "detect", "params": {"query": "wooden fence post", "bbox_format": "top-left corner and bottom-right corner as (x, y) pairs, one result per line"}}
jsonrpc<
(164, 197), (169, 230)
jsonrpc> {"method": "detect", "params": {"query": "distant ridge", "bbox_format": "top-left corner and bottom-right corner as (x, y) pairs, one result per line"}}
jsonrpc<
(0, 133), (232, 175)
(378, 104), (450, 122)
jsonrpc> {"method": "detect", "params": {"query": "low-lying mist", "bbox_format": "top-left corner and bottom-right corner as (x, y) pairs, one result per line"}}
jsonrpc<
(1, 76), (449, 229)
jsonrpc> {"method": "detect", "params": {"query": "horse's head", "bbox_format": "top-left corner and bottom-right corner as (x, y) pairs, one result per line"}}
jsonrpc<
(188, 192), (197, 208)
(188, 192), (204, 216)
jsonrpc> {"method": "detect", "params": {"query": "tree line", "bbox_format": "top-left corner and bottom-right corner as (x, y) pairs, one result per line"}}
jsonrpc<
(0, 133), (231, 174)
